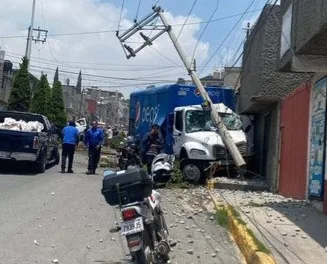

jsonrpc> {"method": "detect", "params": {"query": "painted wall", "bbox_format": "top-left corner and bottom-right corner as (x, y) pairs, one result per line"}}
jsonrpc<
(279, 81), (311, 199)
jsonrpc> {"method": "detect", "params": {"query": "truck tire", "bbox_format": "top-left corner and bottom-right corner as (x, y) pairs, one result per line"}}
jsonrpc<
(182, 163), (201, 183)
(34, 151), (46, 173)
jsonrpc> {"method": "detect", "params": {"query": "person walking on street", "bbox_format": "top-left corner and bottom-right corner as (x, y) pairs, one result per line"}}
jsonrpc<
(142, 124), (163, 175)
(107, 126), (113, 147)
(84, 121), (104, 175)
(61, 121), (79, 173)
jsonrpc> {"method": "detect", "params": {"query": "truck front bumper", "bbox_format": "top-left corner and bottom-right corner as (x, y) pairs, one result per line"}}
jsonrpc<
(0, 151), (37, 162)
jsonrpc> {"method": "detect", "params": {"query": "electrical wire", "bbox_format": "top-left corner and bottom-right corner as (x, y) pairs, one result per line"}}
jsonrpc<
(199, 0), (258, 75)
(190, 0), (220, 66)
(5, 50), (178, 68)
(176, 0), (198, 41)
(117, 0), (125, 32)
(40, 0), (60, 64)
(149, 46), (184, 67)
(135, 0), (142, 22)
(222, 0), (282, 88)
(9, 63), (181, 82)
(5, 54), (179, 72)
(0, 9), (263, 40)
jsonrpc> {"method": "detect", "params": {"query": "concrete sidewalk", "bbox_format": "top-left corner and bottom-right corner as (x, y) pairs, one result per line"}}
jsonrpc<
(211, 188), (327, 264)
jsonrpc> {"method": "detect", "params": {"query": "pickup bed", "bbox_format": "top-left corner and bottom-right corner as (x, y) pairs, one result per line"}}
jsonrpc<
(0, 111), (60, 173)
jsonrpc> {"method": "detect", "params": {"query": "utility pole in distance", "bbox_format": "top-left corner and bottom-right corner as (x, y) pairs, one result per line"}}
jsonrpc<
(116, 5), (246, 171)
(25, 0), (48, 64)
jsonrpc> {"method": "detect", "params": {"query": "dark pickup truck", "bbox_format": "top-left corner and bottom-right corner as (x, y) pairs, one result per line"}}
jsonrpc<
(0, 111), (60, 173)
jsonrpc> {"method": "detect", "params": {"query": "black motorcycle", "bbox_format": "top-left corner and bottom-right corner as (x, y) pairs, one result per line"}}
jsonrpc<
(117, 142), (142, 170)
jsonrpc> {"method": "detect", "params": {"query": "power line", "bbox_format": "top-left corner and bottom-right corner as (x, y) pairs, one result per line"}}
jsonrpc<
(222, 0), (280, 89)
(117, 0), (125, 32)
(5, 50), (180, 68)
(17, 63), (182, 82)
(0, 9), (263, 39)
(191, 0), (220, 66)
(199, 0), (258, 75)
(135, 0), (142, 22)
(176, 0), (198, 41)
(5, 53), (180, 72)
(149, 46), (184, 67)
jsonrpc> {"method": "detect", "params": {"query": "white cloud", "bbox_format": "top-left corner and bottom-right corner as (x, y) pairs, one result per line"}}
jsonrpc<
(0, 0), (210, 97)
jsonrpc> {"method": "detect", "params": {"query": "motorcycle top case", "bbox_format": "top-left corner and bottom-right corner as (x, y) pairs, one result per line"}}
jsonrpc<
(101, 167), (153, 206)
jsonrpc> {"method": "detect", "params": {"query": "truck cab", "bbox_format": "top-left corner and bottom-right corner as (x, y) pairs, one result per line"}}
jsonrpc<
(171, 103), (247, 182)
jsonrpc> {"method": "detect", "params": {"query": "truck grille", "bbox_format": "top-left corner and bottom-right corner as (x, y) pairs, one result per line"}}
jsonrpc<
(213, 143), (246, 160)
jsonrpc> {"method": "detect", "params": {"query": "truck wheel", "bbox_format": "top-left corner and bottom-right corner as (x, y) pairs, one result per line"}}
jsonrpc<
(182, 163), (201, 183)
(34, 151), (46, 173)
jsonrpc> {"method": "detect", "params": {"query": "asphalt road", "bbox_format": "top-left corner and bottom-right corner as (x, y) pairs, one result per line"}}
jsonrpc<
(0, 154), (243, 264)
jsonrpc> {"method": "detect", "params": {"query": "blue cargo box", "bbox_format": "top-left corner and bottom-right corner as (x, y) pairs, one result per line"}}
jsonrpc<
(129, 84), (235, 153)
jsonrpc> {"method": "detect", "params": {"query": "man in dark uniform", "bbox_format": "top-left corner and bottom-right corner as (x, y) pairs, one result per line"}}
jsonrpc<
(142, 124), (163, 175)
(84, 121), (104, 175)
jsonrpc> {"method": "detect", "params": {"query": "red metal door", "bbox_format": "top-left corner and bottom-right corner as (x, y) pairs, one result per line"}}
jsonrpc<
(279, 81), (311, 199)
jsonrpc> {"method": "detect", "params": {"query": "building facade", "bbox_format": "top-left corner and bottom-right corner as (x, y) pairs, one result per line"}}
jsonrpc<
(278, 0), (327, 213)
(239, 4), (307, 191)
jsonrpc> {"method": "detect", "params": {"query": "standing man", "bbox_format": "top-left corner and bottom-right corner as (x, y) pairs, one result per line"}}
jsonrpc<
(142, 124), (163, 175)
(84, 121), (104, 175)
(61, 121), (79, 173)
(107, 126), (113, 147)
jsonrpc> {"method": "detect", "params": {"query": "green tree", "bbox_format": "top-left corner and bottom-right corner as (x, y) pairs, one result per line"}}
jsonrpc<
(7, 57), (32, 112)
(50, 68), (66, 127)
(30, 73), (50, 116)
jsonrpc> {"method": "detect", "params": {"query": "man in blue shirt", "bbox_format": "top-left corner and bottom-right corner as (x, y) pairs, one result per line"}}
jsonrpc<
(61, 121), (79, 173)
(84, 121), (104, 175)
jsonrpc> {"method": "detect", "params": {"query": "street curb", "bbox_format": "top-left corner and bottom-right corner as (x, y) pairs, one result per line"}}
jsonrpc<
(207, 181), (276, 264)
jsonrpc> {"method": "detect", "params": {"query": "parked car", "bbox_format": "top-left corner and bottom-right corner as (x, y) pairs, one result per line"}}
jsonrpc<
(0, 110), (60, 173)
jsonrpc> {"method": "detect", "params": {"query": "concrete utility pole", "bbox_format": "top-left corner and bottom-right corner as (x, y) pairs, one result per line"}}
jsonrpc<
(25, 0), (48, 66)
(25, 0), (36, 60)
(116, 5), (246, 170)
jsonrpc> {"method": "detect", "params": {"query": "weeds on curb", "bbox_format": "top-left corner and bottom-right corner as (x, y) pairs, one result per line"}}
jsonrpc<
(246, 227), (271, 254)
(216, 207), (228, 228)
(215, 204), (270, 254)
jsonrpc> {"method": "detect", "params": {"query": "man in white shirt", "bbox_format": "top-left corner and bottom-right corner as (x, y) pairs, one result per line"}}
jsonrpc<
(107, 126), (113, 147)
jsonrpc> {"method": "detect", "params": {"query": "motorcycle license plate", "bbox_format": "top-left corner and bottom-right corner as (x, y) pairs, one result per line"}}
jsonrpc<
(121, 217), (144, 236)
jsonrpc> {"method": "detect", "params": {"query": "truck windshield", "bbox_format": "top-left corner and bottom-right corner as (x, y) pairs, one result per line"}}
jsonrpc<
(185, 110), (242, 133)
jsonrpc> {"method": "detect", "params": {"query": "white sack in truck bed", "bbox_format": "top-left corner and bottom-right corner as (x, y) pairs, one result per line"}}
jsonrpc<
(0, 118), (44, 132)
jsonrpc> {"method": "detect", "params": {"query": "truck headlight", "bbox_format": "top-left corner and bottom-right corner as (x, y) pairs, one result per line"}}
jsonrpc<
(191, 149), (206, 156)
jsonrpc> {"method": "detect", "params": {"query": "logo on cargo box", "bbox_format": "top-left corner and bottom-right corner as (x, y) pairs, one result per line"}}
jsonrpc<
(194, 88), (201, 96)
(135, 101), (141, 129)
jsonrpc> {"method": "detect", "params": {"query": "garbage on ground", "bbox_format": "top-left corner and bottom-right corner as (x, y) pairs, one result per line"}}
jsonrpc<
(0, 118), (44, 132)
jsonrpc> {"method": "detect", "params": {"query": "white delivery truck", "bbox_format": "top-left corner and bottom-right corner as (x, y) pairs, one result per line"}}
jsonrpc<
(171, 103), (248, 182)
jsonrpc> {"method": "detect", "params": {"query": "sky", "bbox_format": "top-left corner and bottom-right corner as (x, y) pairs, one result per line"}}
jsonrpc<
(0, 0), (274, 98)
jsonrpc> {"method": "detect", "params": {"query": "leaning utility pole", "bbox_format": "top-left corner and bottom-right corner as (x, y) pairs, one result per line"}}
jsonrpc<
(25, 0), (48, 64)
(25, 0), (36, 60)
(116, 5), (246, 170)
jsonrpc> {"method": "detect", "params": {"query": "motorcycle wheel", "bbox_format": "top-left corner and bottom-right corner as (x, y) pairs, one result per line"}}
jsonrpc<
(133, 249), (147, 264)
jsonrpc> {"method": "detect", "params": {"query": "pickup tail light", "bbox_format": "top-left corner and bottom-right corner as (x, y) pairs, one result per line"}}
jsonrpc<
(33, 136), (39, 149)
(122, 208), (137, 220)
